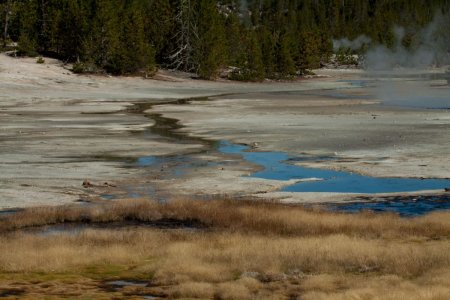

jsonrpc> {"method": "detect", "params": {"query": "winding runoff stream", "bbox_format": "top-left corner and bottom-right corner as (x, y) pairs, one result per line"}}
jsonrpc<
(217, 141), (450, 216)
(217, 141), (449, 194)
(137, 97), (450, 216)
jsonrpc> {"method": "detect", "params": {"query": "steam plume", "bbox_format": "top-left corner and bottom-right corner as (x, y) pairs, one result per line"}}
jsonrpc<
(365, 11), (450, 70)
(333, 35), (372, 51)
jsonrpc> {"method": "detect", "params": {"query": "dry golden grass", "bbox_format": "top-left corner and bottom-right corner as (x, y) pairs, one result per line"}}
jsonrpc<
(1, 199), (450, 299)
(3, 198), (450, 238)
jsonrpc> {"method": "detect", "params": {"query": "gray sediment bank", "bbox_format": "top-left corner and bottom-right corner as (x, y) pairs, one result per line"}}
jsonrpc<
(1, 53), (449, 213)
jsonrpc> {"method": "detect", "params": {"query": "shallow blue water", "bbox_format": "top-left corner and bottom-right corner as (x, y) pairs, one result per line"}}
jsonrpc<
(217, 141), (450, 194)
(130, 140), (450, 215)
(100, 194), (116, 200)
(330, 195), (450, 217)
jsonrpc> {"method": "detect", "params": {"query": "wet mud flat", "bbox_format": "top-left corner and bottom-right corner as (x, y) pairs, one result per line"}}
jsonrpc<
(1, 53), (361, 209)
(1, 53), (450, 216)
(5, 90), (449, 216)
(144, 76), (450, 214)
(125, 106), (450, 216)
(150, 88), (450, 180)
(96, 93), (449, 216)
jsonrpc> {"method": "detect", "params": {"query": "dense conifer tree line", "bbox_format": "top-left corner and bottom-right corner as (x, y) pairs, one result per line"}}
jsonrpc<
(1, 0), (448, 79)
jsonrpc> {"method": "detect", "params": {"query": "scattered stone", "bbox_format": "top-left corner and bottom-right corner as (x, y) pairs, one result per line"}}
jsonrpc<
(445, 188), (450, 192)
(82, 180), (93, 188)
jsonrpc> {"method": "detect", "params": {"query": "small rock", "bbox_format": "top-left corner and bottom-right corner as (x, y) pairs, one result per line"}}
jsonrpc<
(82, 180), (93, 188)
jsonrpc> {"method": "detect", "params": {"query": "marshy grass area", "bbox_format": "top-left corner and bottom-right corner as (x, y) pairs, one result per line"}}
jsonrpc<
(1, 199), (450, 299)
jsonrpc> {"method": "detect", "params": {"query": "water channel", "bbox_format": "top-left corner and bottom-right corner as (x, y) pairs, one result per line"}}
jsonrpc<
(134, 96), (450, 216)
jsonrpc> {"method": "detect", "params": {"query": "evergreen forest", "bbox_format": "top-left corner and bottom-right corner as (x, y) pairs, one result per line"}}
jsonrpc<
(1, 0), (449, 80)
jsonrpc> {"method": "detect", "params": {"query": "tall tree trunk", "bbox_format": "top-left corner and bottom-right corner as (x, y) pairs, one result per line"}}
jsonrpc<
(3, 0), (11, 47)
(38, 0), (49, 51)
(169, 0), (197, 72)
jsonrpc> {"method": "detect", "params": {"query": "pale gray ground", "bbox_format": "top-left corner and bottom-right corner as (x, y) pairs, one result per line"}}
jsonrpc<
(0, 54), (448, 208)
(152, 93), (449, 179)
(150, 71), (450, 202)
(0, 54), (352, 208)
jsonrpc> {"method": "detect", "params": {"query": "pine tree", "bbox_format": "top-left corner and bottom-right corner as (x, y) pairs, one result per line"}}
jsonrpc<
(277, 33), (296, 77)
(229, 29), (265, 81)
(16, 0), (39, 56)
(243, 30), (264, 80)
(259, 27), (276, 78)
(82, 0), (117, 70)
(121, 2), (156, 75)
(36, 0), (50, 52)
(56, 0), (88, 60)
(297, 30), (322, 72)
(195, 0), (227, 79)
(225, 13), (245, 68)
(141, 0), (174, 63)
